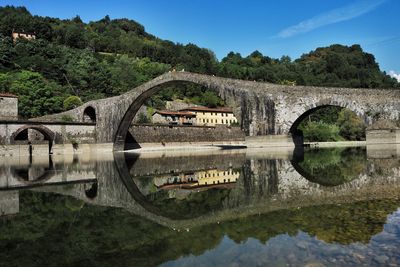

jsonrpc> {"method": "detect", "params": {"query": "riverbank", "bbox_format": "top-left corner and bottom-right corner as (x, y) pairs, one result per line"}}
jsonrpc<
(1, 138), (399, 157)
(304, 141), (366, 148)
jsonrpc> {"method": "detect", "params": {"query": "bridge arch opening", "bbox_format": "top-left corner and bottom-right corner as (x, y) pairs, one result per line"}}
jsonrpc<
(114, 80), (241, 151)
(12, 125), (55, 154)
(83, 106), (96, 123)
(289, 105), (366, 144)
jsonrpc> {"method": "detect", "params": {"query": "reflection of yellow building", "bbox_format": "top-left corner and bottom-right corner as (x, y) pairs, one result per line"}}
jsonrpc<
(153, 173), (197, 189)
(154, 169), (239, 190)
(180, 107), (238, 126)
(196, 169), (239, 186)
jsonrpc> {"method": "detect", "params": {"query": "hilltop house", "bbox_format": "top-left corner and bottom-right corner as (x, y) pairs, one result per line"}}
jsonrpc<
(12, 31), (36, 42)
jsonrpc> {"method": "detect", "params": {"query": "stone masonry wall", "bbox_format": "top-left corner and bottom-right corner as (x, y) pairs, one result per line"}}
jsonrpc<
(366, 129), (400, 144)
(129, 124), (245, 144)
(0, 97), (18, 119)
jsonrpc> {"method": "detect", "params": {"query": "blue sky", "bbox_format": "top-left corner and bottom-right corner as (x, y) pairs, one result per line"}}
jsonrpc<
(1, 0), (400, 79)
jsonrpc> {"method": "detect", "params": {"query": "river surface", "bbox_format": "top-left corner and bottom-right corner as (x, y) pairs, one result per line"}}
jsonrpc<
(0, 145), (399, 266)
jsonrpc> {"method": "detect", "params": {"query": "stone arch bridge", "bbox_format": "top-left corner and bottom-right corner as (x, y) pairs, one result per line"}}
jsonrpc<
(41, 72), (400, 150)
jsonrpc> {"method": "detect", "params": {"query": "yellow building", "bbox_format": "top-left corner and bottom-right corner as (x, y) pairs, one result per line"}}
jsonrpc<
(179, 107), (238, 126)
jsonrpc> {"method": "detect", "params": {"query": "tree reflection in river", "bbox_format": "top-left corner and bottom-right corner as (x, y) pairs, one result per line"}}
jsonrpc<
(0, 191), (399, 266)
(292, 147), (367, 186)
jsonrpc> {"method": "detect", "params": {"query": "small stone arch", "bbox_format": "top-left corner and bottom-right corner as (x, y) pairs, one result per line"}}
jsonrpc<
(11, 157), (55, 185)
(83, 106), (97, 123)
(11, 125), (55, 154)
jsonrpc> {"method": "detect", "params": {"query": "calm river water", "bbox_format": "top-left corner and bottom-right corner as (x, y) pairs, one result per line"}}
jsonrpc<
(0, 145), (399, 266)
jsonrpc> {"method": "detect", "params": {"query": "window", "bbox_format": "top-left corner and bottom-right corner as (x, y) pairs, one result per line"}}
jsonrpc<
(203, 112), (205, 115)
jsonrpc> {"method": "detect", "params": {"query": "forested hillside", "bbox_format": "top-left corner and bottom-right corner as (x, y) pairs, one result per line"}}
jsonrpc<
(0, 6), (398, 119)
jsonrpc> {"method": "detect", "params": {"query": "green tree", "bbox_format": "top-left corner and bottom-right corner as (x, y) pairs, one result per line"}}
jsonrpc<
(337, 109), (366, 140)
(200, 91), (222, 108)
(63, 95), (83, 110)
(8, 70), (66, 118)
(299, 121), (342, 142)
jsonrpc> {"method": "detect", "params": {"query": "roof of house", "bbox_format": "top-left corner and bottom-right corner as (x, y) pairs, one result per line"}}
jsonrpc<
(0, 93), (18, 98)
(179, 106), (233, 113)
(154, 110), (196, 117)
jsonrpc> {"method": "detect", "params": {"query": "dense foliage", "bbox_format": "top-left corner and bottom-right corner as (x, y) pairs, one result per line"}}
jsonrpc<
(298, 107), (366, 141)
(0, 5), (398, 119)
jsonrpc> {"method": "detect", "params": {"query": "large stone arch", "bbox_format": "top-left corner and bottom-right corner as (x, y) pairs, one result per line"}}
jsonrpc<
(113, 76), (244, 151)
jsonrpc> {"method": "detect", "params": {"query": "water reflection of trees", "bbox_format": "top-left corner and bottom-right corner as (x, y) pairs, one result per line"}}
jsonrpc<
(143, 188), (232, 219)
(292, 147), (367, 186)
(1, 191), (398, 267)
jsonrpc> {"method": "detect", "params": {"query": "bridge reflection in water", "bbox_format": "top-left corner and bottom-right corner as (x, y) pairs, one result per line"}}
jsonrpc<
(0, 145), (400, 266)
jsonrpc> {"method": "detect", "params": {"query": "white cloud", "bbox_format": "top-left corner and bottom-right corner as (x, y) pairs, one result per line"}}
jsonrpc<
(389, 70), (400, 82)
(277, 0), (386, 38)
